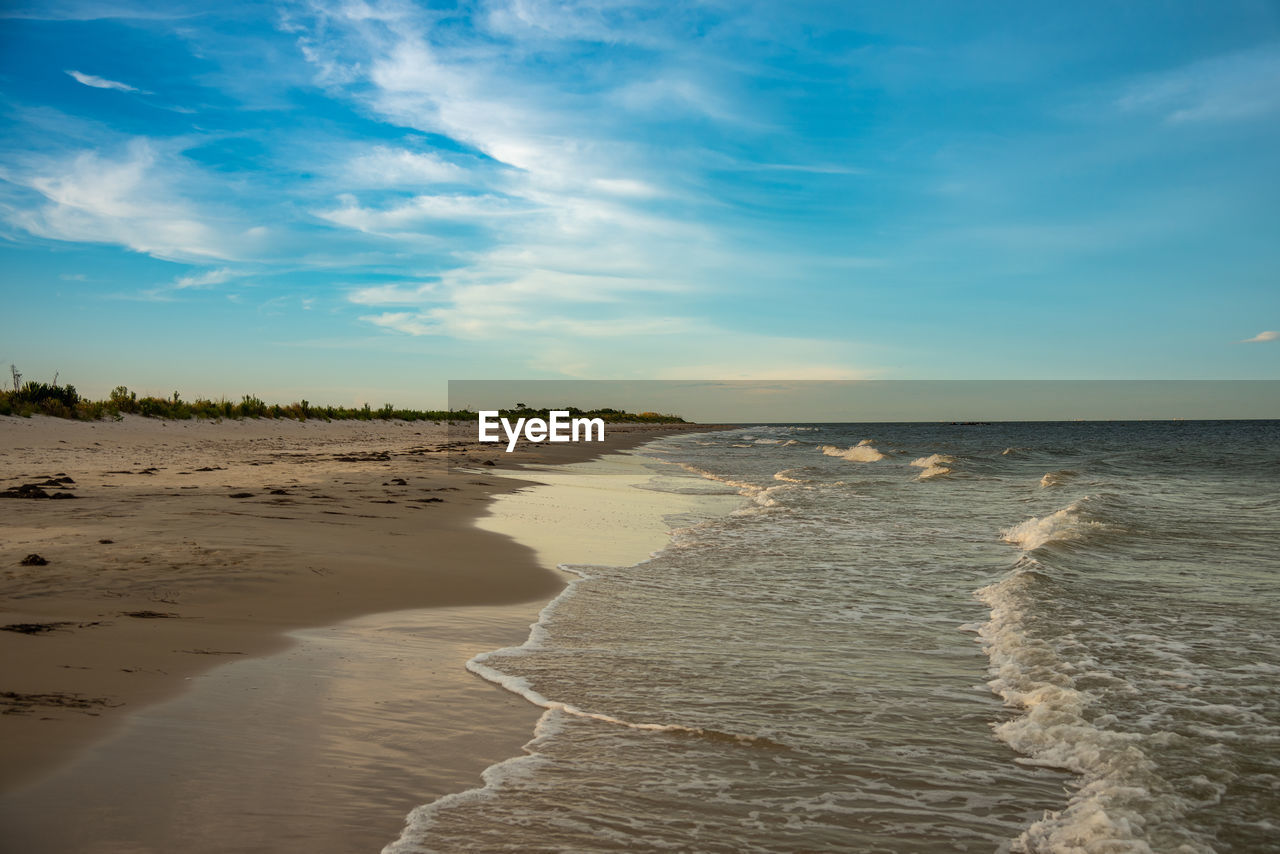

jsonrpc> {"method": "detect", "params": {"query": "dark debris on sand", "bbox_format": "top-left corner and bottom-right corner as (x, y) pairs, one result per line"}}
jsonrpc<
(2, 483), (78, 500)
(1, 620), (102, 635)
(175, 648), (244, 656)
(1, 691), (122, 716)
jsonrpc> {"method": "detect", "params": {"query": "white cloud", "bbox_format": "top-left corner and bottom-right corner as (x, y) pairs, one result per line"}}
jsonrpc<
(172, 267), (237, 289)
(4, 2), (202, 21)
(344, 146), (465, 187)
(482, 0), (674, 48)
(1117, 46), (1280, 124)
(347, 282), (438, 305)
(6, 141), (239, 261)
(283, 0), (869, 378)
(591, 177), (663, 198)
(1241, 330), (1278, 343)
(362, 311), (436, 336)
(615, 77), (753, 126)
(125, 267), (244, 302)
(317, 192), (537, 235)
(66, 69), (150, 94)
(363, 308), (693, 340)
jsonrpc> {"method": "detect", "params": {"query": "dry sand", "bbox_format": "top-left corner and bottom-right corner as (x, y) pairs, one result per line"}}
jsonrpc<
(0, 414), (711, 853)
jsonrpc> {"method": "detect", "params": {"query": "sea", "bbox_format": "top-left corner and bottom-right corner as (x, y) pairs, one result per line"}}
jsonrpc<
(387, 421), (1280, 853)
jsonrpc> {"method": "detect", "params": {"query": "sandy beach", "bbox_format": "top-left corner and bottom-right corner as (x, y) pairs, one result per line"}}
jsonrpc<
(0, 415), (709, 853)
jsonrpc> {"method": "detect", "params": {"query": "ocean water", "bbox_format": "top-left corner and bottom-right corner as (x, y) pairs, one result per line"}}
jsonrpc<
(387, 422), (1280, 853)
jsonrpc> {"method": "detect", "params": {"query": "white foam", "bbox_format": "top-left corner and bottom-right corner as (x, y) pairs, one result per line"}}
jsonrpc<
(1039, 470), (1077, 489)
(819, 443), (885, 463)
(675, 461), (763, 495)
(672, 461), (797, 514)
(1000, 501), (1099, 550)
(971, 567), (1212, 854)
(909, 454), (954, 480)
(464, 559), (784, 743)
(910, 454), (954, 467)
(386, 547), (779, 851)
(383, 711), (561, 854)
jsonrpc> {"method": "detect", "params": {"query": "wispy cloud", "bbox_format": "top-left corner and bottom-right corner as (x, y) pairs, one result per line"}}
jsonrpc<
(3, 2), (203, 21)
(124, 267), (245, 302)
(172, 267), (237, 290)
(1241, 330), (1278, 343)
(343, 146), (466, 188)
(1117, 45), (1280, 123)
(290, 0), (750, 353)
(66, 69), (150, 94)
(3, 140), (265, 263)
(346, 282), (438, 306)
(318, 192), (538, 235)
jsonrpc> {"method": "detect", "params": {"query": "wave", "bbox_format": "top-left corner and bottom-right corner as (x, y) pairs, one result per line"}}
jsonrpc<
(674, 462), (757, 493)
(674, 461), (790, 511)
(1000, 500), (1104, 551)
(470, 649), (779, 745)
(969, 564), (1209, 854)
(1039, 469), (1078, 488)
(909, 453), (955, 480)
(383, 559), (785, 853)
(819, 443), (885, 463)
(746, 484), (790, 509)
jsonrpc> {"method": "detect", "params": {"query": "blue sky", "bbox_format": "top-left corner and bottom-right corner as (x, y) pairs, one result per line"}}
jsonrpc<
(0, 0), (1277, 407)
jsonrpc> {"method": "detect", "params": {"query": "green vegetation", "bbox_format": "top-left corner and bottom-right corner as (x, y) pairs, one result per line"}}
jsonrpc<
(489, 403), (684, 424)
(0, 373), (685, 424)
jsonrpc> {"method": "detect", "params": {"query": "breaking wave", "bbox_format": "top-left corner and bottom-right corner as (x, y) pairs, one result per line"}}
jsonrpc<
(970, 563), (1212, 854)
(819, 442), (885, 463)
(1000, 500), (1105, 551)
(1039, 470), (1077, 488)
(909, 453), (955, 480)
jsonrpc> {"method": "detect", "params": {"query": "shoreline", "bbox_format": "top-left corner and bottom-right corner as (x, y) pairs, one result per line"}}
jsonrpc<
(0, 414), (718, 852)
(385, 450), (745, 851)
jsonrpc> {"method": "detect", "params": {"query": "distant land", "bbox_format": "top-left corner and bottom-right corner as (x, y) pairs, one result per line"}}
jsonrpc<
(0, 376), (685, 425)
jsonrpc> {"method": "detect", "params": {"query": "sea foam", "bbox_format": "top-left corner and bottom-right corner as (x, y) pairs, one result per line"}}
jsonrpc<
(1000, 501), (1100, 550)
(1039, 470), (1077, 489)
(819, 442), (885, 463)
(971, 566), (1210, 854)
(909, 453), (954, 480)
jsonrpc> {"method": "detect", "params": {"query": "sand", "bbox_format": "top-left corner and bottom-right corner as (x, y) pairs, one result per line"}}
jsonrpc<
(0, 414), (712, 853)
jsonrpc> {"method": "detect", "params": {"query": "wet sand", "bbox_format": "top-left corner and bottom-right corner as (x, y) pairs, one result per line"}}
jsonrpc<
(0, 415), (708, 852)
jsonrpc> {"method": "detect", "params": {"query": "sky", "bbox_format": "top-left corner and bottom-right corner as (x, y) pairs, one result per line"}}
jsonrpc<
(451, 381), (1280, 423)
(0, 0), (1277, 409)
